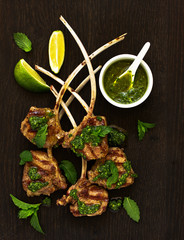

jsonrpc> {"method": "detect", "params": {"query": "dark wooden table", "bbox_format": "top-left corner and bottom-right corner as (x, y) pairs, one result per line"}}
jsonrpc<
(0, 0), (183, 239)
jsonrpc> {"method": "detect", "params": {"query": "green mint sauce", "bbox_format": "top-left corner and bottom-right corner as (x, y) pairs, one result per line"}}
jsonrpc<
(109, 199), (122, 211)
(29, 116), (48, 130)
(116, 160), (137, 189)
(28, 167), (41, 181)
(28, 181), (48, 192)
(70, 189), (100, 215)
(29, 111), (55, 130)
(71, 125), (112, 157)
(92, 160), (116, 181)
(103, 60), (148, 104)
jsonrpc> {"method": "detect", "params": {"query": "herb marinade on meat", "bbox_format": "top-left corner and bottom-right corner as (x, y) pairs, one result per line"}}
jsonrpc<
(18, 16), (135, 219)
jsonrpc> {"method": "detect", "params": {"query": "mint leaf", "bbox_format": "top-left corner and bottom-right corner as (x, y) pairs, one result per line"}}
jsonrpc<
(138, 120), (155, 140)
(30, 211), (44, 234)
(10, 194), (41, 210)
(18, 208), (36, 219)
(98, 126), (112, 137)
(123, 197), (140, 222)
(19, 150), (33, 166)
(59, 160), (77, 184)
(33, 124), (48, 148)
(13, 32), (32, 52)
(106, 161), (119, 188)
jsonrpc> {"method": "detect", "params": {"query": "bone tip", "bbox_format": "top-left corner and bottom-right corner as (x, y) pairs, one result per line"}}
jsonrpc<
(59, 15), (66, 24)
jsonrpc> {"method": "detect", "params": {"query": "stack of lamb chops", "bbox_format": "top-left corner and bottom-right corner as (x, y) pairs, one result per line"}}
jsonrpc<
(20, 15), (135, 217)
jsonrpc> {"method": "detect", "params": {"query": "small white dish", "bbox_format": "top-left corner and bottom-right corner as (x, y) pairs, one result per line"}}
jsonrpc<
(99, 54), (153, 108)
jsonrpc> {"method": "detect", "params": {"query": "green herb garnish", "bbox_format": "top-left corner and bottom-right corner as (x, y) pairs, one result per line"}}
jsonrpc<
(59, 160), (77, 185)
(93, 160), (119, 188)
(29, 116), (48, 130)
(47, 111), (55, 118)
(71, 125), (112, 156)
(19, 150), (33, 166)
(96, 116), (102, 121)
(33, 124), (48, 148)
(116, 160), (134, 189)
(10, 194), (44, 234)
(69, 189), (78, 200)
(28, 181), (49, 192)
(131, 173), (138, 178)
(138, 120), (155, 140)
(42, 197), (51, 207)
(123, 197), (140, 222)
(109, 199), (122, 211)
(123, 160), (132, 172)
(29, 113), (55, 148)
(30, 212), (44, 234)
(13, 32), (32, 52)
(116, 173), (129, 188)
(69, 189), (100, 215)
(108, 128), (126, 147)
(28, 167), (41, 181)
(106, 161), (119, 188)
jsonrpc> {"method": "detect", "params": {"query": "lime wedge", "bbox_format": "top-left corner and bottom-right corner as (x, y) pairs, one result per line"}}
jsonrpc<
(49, 30), (65, 74)
(14, 59), (50, 92)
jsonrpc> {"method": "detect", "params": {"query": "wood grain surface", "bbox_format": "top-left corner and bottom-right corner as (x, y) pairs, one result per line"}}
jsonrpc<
(0, 0), (184, 239)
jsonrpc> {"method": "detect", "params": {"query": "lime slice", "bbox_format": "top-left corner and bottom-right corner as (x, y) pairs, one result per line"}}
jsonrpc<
(14, 59), (50, 92)
(49, 30), (65, 74)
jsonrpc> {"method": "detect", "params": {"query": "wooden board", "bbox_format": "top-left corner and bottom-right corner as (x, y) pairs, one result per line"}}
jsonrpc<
(0, 0), (184, 239)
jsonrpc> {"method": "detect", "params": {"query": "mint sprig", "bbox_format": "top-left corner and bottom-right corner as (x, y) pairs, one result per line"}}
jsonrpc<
(138, 120), (155, 140)
(13, 32), (32, 52)
(10, 194), (44, 234)
(19, 150), (33, 166)
(123, 197), (140, 222)
(59, 160), (77, 184)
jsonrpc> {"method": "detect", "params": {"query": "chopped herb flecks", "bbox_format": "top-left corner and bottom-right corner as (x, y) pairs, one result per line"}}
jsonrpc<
(71, 125), (112, 157)
(109, 198), (122, 211)
(69, 189), (100, 215)
(28, 167), (41, 181)
(28, 181), (48, 192)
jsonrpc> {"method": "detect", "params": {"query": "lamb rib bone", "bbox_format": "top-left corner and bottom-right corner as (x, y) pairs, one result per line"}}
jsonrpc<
(55, 15), (96, 118)
(35, 64), (89, 114)
(50, 66), (100, 124)
(50, 85), (77, 128)
(59, 65), (101, 119)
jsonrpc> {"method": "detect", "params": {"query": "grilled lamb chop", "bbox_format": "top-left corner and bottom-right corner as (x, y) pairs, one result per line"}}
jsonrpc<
(62, 115), (109, 160)
(57, 178), (108, 217)
(54, 17), (110, 161)
(21, 106), (64, 148)
(57, 158), (108, 217)
(22, 150), (67, 197)
(88, 147), (136, 189)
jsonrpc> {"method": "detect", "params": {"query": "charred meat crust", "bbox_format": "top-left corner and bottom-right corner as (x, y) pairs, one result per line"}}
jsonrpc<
(88, 147), (135, 189)
(62, 116), (109, 160)
(20, 106), (64, 148)
(22, 150), (67, 197)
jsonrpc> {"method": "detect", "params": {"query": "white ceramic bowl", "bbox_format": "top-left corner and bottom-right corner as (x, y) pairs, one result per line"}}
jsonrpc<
(99, 54), (153, 108)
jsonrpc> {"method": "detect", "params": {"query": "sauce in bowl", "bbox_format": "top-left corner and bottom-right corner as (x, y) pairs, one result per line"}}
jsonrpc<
(103, 60), (148, 104)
